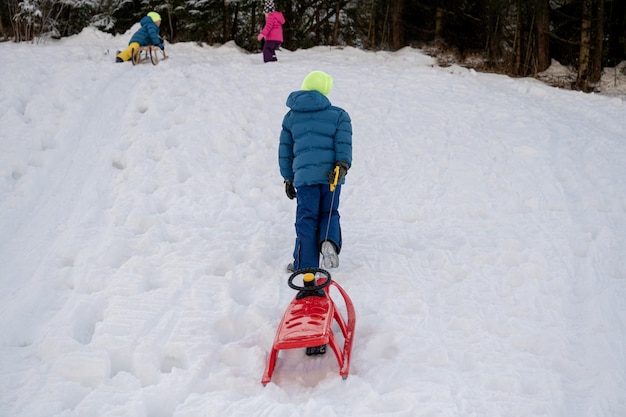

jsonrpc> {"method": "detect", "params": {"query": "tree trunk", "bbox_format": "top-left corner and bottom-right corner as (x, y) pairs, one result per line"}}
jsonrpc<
(390, 0), (403, 50)
(513, 0), (522, 74)
(434, 4), (444, 44)
(623, 2), (626, 57)
(576, 0), (593, 91)
(535, 0), (550, 72)
(231, 1), (239, 41)
(0, 9), (8, 40)
(333, 0), (341, 45)
(485, 0), (501, 64)
(590, 0), (604, 83)
(367, 0), (376, 48)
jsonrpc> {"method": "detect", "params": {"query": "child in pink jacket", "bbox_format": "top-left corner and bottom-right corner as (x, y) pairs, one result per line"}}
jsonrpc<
(257, 0), (285, 63)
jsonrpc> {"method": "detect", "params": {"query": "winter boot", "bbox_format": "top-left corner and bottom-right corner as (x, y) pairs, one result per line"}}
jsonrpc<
(321, 241), (339, 268)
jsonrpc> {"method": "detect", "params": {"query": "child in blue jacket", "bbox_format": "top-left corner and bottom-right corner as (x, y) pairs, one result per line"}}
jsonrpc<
(116, 12), (164, 63)
(279, 71), (353, 272)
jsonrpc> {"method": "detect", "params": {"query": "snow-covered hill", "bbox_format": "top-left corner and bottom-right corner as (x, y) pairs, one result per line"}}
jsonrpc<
(1, 28), (625, 417)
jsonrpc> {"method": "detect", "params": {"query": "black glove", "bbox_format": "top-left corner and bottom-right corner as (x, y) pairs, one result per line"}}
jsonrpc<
(284, 180), (297, 200)
(159, 43), (164, 50)
(328, 161), (349, 185)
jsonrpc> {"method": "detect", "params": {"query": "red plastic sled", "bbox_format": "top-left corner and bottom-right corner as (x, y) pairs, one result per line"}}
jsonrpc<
(261, 269), (356, 385)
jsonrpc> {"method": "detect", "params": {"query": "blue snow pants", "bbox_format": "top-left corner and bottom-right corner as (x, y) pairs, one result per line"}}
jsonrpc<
(292, 184), (342, 270)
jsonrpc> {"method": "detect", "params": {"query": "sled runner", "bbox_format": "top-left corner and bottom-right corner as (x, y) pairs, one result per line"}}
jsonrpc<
(261, 268), (356, 385)
(131, 46), (167, 65)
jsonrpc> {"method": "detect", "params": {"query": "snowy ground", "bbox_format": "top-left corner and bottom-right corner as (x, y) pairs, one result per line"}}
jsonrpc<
(1, 27), (625, 417)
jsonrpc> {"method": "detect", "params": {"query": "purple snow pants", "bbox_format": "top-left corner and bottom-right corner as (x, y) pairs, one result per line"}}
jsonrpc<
(263, 40), (281, 62)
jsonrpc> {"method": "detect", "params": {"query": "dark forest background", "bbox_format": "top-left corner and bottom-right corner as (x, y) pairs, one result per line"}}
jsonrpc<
(1, 0), (625, 92)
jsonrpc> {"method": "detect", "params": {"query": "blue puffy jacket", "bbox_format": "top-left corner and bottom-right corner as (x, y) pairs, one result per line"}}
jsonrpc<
(279, 90), (352, 188)
(129, 16), (163, 48)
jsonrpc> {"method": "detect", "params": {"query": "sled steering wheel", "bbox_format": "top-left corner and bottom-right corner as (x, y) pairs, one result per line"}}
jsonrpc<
(288, 268), (332, 292)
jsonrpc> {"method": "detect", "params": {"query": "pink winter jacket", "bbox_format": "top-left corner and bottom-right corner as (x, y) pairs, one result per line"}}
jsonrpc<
(260, 11), (285, 42)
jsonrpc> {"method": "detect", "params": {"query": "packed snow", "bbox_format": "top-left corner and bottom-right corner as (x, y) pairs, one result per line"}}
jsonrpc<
(1, 27), (625, 417)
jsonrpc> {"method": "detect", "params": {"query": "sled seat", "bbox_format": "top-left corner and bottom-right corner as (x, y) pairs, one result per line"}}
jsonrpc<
(262, 279), (356, 385)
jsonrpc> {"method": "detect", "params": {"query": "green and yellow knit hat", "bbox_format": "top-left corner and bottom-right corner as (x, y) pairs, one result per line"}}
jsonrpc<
(301, 71), (334, 97)
(147, 12), (161, 22)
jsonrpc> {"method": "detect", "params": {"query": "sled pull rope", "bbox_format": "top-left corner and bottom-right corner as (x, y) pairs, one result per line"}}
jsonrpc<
(323, 166), (340, 244)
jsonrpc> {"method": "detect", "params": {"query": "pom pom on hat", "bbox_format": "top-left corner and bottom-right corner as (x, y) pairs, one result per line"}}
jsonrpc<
(263, 0), (275, 13)
(301, 71), (334, 97)
(147, 11), (161, 22)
